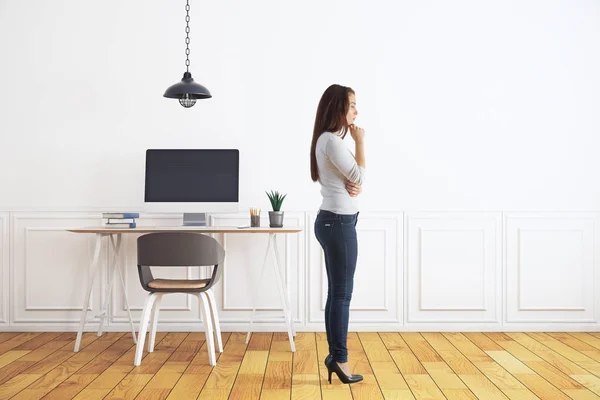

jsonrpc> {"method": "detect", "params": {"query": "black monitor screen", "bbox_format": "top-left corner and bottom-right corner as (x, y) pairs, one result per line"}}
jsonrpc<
(144, 149), (239, 202)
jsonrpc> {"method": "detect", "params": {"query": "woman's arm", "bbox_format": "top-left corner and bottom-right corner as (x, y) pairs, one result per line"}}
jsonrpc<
(326, 136), (365, 185)
(354, 140), (365, 168)
(350, 124), (366, 169)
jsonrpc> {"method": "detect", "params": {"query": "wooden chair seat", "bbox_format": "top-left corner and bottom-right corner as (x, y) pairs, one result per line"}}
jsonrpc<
(147, 279), (210, 290)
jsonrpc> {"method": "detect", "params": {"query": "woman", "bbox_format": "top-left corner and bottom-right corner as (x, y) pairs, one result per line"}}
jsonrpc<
(310, 84), (365, 384)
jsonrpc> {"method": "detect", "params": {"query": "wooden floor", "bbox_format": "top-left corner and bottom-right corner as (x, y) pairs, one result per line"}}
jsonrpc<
(1, 332), (600, 399)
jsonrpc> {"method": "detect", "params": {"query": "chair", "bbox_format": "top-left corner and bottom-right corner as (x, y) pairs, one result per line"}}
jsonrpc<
(134, 232), (225, 366)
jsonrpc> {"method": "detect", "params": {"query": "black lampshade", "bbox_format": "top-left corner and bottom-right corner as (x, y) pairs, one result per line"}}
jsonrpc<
(164, 72), (212, 101)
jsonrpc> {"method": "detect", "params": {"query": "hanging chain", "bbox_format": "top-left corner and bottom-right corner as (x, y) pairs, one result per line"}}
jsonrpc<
(185, 0), (191, 72)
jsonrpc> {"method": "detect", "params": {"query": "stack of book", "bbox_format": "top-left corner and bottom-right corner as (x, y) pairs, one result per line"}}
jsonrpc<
(102, 212), (139, 228)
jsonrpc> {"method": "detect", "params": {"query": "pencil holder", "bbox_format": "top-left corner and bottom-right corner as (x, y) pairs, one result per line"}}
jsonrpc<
(250, 215), (260, 227)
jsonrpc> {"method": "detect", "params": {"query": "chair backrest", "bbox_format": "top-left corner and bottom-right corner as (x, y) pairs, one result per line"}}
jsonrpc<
(137, 232), (225, 267)
(137, 232), (225, 293)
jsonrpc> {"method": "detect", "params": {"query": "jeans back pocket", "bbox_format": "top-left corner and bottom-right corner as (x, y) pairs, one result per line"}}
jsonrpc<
(315, 218), (336, 242)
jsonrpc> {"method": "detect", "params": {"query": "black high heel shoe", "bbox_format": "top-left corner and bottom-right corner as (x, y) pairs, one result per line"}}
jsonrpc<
(325, 357), (363, 384)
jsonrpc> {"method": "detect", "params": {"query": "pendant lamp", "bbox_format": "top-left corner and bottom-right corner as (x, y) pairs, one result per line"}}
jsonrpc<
(164, 0), (211, 108)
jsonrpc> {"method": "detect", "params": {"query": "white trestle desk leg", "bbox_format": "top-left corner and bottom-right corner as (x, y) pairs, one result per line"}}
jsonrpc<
(272, 235), (296, 337)
(97, 235), (118, 337)
(269, 233), (295, 352)
(74, 233), (103, 352)
(111, 234), (137, 344)
(245, 234), (272, 345)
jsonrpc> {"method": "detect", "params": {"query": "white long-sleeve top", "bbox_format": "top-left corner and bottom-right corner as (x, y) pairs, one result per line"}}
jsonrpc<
(315, 131), (365, 215)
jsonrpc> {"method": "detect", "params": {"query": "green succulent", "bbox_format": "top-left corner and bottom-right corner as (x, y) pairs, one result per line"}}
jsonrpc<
(266, 190), (287, 212)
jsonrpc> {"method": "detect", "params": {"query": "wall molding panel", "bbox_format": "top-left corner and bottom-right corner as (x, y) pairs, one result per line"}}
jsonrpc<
(11, 212), (106, 324)
(406, 212), (502, 325)
(0, 213), (8, 326)
(504, 212), (600, 324)
(211, 212), (305, 327)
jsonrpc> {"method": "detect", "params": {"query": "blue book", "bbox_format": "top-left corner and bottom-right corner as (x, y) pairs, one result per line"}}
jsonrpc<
(102, 212), (140, 219)
(104, 222), (136, 228)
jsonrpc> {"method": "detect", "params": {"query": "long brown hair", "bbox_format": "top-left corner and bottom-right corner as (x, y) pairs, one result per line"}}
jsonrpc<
(310, 84), (355, 182)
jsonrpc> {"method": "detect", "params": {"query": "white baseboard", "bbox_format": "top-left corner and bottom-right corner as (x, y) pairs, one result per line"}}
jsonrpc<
(3, 322), (600, 333)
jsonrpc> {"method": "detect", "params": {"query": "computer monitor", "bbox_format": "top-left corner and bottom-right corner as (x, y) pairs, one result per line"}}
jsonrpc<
(144, 149), (239, 226)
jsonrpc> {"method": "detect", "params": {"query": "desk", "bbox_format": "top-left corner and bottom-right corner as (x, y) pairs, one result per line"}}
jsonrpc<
(68, 226), (303, 353)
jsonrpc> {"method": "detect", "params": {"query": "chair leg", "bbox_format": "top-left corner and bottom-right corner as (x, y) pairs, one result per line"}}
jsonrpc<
(206, 289), (223, 353)
(198, 292), (216, 366)
(148, 293), (163, 353)
(134, 293), (159, 366)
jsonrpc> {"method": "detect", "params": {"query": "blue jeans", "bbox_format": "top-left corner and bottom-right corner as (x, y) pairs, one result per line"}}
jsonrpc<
(314, 209), (359, 363)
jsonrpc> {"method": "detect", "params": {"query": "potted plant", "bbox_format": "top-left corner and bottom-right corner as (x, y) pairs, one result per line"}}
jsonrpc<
(266, 190), (287, 227)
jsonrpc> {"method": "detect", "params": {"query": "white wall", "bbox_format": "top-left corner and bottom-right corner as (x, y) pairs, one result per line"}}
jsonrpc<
(1, 0), (600, 331)
(2, 0), (600, 211)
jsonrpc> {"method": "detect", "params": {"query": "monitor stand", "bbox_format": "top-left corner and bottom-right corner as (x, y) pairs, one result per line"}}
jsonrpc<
(183, 213), (208, 226)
